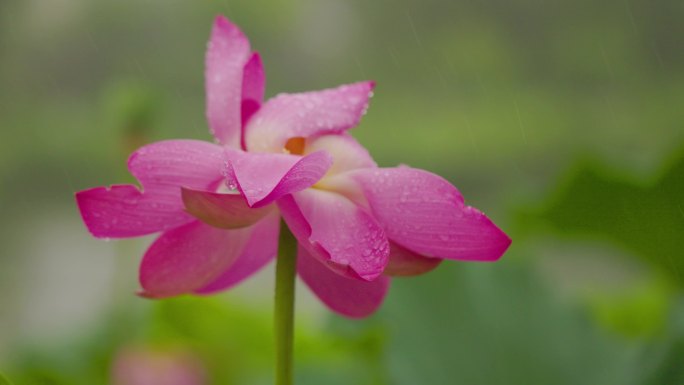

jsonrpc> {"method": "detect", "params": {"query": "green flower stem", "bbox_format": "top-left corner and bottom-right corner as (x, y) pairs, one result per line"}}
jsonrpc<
(275, 222), (298, 385)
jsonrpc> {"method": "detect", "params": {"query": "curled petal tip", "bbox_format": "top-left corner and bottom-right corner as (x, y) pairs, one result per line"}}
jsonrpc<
(489, 227), (512, 262)
(229, 150), (333, 208)
(352, 167), (511, 262)
(461, 206), (512, 262)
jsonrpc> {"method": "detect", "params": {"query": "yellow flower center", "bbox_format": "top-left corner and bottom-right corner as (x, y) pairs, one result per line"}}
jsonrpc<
(283, 137), (306, 155)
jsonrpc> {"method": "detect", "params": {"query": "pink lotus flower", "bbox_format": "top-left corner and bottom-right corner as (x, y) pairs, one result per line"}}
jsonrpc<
(112, 347), (206, 385)
(76, 16), (511, 318)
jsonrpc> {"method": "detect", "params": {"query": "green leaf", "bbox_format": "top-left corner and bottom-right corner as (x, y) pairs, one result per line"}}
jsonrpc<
(383, 261), (636, 385)
(531, 146), (684, 285)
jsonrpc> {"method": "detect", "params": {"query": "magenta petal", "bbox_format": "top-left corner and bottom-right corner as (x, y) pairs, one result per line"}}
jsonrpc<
(139, 220), (257, 298)
(205, 15), (252, 147)
(228, 149), (332, 208)
(384, 242), (442, 277)
(244, 81), (375, 152)
(76, 140), (224, 238)
(297, 246), (390, 318)
(195, 211), (279, 294)
(278, 189), (389, 281)
(242, 52), (265, 103)
(76, 185), (194, 238)
(128, 140), (225, 189)
(181, 187), (273, 229)
(241, 52), (265, 126)
(352, 167), (511, 261)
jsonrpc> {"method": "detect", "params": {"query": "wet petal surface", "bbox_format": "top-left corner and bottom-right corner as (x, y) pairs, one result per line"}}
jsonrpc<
(227, 149), (332, 207)
(352, 167), (511, 261)
(77, 140), (224, 238)
(244, 82), (375, 152)
(278, 189), (389, 281)
(205, 15), (252, 147)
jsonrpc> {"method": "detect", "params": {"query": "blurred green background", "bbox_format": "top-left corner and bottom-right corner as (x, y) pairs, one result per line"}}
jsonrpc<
(1, 0), (683, 384)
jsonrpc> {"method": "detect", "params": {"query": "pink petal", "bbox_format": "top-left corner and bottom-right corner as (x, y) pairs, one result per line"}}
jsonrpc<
(278, 189), (389, 281)
(297, 246), (390, 318)
(128, 140), (225, 190)
(244, 81), (375, 152)
(351, 167), (511, 261)
(77, 185), (193, 238)
(241, 52), (265, 127)
(139, 220), (259, 298)
(305, 133), (376, 178)
(384, 242), (442, 277)
(195, 211), (280, 294)
(205, 15), (252, 147)
(76, 140), (224, 238)
(181, 187), (273, 229)
(227, 148), (332, 208)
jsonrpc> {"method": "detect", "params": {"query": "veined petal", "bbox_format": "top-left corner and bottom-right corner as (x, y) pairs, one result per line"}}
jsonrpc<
(351, 167), (511, 261)
(128, 140), (225, 190)
(278, 189), (389, 281)
(227, 148), (332, 208)
(297, 246), (390, 318)
(139, 220), (258, 298)
(206, 15), (252, 147)
(76, 140), (224, 238)
(305, 133), (376, 180)
(181, 187), (273, 229)
(241, 52), (265, 127)
(195, 211), (280, 294)
(76, 185), (193, 238)
(384, 242), (442, 277)
(244, 81), (375, 152)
